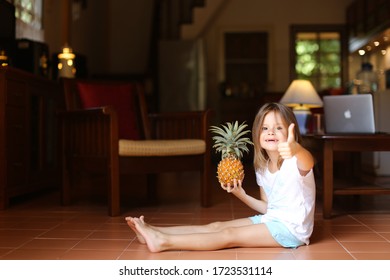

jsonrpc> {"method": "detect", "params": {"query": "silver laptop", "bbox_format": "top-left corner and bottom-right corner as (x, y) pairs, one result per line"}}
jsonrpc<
(323, 94), (376, 134)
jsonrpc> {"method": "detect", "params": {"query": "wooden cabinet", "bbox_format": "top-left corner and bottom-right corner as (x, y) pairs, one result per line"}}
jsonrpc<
(222, 32), (269, 98)
(0, 67), (61, 209)
(220, 96), (263, 127)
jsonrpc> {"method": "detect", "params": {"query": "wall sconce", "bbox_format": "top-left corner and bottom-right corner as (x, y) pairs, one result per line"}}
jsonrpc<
(58, 45), (76, 78)
(280, 79), (323, 134)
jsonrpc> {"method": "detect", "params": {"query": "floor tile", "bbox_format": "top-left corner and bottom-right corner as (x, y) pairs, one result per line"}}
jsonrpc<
(292, 251), (354, 260)
(332, 232), (387, 242)
(236, 251), (296, 260)
(0, 236), (33, 248)
(0, 248), (12, 258)
(118, 250), (181, 260)
(19, 238), (80, 250)
(0, 229), (45, 237)
(87, 230), (133, 240)
(9, 221), (59, 230)
(96, 222), (130, 231)
(364, 225), (390, 232)
(352, 252), (390, 260)
(60, 249), (123, 260)
(178, 251), (237, 260)
(53, 222), (102, 231)
(327, 225), (374, 233)
(38, 229), (92, 239)
(340, 241), (390, 253)
(1, 249), (67, 260)
(379, 232), (390, 241)
(72, 239), (131, 251)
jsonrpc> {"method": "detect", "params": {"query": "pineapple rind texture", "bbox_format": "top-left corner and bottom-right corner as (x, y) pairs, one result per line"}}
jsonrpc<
(217, 156), (245, 185)
(210, 121), (253, 186)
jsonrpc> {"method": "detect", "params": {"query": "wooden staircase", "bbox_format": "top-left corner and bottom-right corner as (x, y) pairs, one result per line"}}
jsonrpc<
(156, 0), (227, 40)
(180, 0), (227, 40)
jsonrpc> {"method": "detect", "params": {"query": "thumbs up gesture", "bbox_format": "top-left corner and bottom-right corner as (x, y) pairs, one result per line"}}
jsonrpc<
(278, 123), (298, 159)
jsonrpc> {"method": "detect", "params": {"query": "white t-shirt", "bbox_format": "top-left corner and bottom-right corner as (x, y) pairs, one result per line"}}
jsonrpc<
(255, 156), (316, 245)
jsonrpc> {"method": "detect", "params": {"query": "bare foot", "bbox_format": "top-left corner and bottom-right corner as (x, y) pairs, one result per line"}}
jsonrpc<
(133, 216), (167, 252)
(125, 216), (146, 244)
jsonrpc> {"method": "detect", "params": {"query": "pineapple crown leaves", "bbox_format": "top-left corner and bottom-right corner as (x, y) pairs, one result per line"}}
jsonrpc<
(209, 121), (254, 159)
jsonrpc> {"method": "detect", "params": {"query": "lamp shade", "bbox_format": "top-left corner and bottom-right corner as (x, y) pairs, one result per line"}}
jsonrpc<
(58, 46), (75, 60)
(280, 80), (323, 108)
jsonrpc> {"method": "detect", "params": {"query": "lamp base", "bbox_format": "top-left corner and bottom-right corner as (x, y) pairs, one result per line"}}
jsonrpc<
(293, 108), (311, 135)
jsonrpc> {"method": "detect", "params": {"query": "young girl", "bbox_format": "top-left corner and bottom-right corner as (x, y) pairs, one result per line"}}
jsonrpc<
(126, 102), (316, 252)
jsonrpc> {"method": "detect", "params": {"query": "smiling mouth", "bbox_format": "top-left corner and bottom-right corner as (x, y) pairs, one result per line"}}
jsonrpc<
(265, 139), (278, 143)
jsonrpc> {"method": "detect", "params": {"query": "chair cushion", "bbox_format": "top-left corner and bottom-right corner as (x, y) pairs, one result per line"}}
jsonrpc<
(119, 139), (206, 156)
(77, 82), (139, 140)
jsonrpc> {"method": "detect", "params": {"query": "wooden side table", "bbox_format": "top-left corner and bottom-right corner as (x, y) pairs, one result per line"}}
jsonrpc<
(305, 134), (390, 218)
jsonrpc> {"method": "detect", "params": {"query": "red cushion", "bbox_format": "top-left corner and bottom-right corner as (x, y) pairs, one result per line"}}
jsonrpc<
(77, 82), (140, 140)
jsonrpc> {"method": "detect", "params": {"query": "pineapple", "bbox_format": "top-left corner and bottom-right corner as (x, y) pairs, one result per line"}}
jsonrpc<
(210, 121), (253, 186)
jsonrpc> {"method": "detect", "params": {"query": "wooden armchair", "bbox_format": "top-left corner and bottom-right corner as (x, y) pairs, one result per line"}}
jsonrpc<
(59, 78), (213, 216)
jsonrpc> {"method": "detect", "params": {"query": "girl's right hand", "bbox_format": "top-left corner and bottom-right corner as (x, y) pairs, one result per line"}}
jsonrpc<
(220, 182), (233, 193)
(221, 179), (245, 194)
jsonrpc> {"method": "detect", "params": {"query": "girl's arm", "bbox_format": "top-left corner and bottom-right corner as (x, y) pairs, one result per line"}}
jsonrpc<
(293, 143), (314, 175)
(222, 180), (268, 213)
(278, 123), (314, 176)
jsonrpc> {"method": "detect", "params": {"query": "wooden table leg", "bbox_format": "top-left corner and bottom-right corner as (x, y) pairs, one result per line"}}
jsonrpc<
(323, 140), (334, 219)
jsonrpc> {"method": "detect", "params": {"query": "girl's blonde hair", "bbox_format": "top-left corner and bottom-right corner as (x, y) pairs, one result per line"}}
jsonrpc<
(252, 102), (302, 173)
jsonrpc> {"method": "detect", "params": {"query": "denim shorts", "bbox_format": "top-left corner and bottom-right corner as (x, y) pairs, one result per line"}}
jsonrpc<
(249, 214), (304, 248)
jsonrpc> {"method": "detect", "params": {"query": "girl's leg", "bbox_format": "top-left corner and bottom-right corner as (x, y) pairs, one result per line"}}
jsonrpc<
(126, 215), (253, 243)
(153, 217), (253, 234)
(133, 216), (280, 252)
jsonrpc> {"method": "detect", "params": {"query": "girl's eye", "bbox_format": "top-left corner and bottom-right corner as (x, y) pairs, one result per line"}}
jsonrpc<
(277, 126), (283, 130)
(262, 127), (268, 131)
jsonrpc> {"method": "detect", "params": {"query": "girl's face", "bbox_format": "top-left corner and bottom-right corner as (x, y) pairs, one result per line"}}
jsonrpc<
(259, 111), (289, 151)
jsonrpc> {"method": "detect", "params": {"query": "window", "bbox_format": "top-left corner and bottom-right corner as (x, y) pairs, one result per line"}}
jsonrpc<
(7, 0), (43, 41)
(13, 0), (42, 29)
(290, 25), (348, 91)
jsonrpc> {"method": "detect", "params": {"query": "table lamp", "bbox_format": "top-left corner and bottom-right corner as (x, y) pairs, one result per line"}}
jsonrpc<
(0, 49), (9, 66)
(58, 45), (76, 78)
(280, 79), (323, 134)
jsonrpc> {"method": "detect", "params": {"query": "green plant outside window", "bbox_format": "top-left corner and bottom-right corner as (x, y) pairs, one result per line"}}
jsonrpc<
(13, 0), (42, 29)
(295, 32), (341, 91)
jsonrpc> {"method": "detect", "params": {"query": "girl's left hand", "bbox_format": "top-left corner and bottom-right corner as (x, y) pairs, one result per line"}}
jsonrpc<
(278, 123), (298, 159)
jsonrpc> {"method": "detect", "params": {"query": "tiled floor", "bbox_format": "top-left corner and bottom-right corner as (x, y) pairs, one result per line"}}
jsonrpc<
(1, 168), (390, 260)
